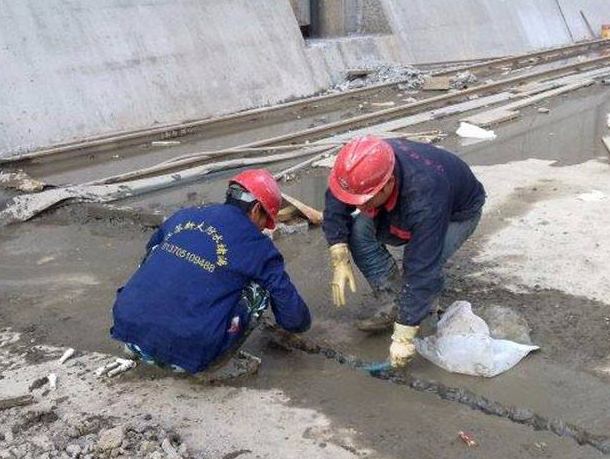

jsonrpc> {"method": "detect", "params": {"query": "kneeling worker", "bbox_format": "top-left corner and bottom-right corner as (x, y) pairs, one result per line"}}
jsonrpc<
(111, 169), (311, 374)
(323, 136), (485, 368)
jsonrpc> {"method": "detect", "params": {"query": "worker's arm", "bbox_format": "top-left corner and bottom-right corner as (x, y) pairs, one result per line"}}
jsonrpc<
(322, 189), (356, 245)
(254, 242), (311, 333)
(397, 203), (450, 326)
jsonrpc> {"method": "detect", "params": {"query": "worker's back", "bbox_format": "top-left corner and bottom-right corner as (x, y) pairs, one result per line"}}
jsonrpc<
(111, 203), (309, 373)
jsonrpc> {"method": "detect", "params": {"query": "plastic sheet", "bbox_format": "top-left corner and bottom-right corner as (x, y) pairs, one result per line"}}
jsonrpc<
(415, 301), (539, 377)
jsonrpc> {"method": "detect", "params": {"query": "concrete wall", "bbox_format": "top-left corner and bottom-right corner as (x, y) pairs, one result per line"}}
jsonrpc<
(383, 0), (573, 63)
(0, 0), (324, 155)
(4, 0), (610, 156)
(313, 0), (390, 37)
(557, 0), (610, 41)
(306, 35), (407, 85)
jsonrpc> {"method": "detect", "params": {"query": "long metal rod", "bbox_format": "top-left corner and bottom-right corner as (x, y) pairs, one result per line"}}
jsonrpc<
(3, 39), (610, 164)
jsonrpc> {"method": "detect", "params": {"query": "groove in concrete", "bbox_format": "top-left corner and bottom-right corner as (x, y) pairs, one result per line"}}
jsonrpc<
(261, 321), (610, 454)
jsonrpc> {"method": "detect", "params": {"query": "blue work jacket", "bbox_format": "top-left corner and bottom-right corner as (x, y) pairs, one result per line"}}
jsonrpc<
(111, 203), (310, 373)
(323, 139), (485, 325)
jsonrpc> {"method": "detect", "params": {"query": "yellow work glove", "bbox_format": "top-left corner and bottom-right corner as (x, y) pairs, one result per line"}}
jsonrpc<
(329, 243), (357, 307)
(389, 323), (420, 368)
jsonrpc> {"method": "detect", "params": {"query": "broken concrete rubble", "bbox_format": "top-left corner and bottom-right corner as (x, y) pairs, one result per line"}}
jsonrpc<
(450, 70), (478, 89)
(332, 65), (424, 92)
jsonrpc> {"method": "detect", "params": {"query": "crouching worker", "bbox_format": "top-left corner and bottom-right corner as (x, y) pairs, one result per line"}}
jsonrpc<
(110, 169), (311, 376)
(323, 136), (485, 368)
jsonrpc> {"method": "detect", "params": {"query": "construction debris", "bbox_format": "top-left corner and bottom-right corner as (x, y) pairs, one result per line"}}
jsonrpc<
(576, 190), (605, 202)
(537, 107), (550, 114)
(458, 431), (477, 447)
(48, 373), (57, 390)
(456, 122), (497, 140)
(0, 170), (46, 193)
(93, 358), (137, 377)
(274, 220), (309, 238)
(58, 347), (75, 364)
(346, 68), (372, 80)
(107, 358), (137, 377)
(422, 76), (451, 91)
(0, 395), (35, 411)
(151, 140), (181, 147)
(281, 193), (323, 225)
(28, 376), (49, 392)
(333, 65), (424, 92)
(450, 71), (477, 89)
(463, 80), (593, 127)
(95, 361), (121, 377)
(370, 101), (396, 108)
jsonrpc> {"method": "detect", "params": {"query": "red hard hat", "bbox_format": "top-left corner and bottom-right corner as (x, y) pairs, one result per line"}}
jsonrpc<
(230, 169), (281, 230)
(328, 136), (395, 205)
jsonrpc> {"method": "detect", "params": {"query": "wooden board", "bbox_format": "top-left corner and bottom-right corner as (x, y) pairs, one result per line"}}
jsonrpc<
(422, 76), (451, 91)
(461, 109), (520, 127)
(281, 193), (323, 226)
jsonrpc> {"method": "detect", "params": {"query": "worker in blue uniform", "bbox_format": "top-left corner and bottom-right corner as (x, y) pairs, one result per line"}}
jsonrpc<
(111, 169), (311, 375)
(323, 135), (485, 367)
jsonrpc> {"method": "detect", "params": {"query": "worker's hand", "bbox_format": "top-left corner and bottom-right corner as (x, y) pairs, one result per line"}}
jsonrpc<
(389, 323), (420, 368)
(329, 243), (357, 307)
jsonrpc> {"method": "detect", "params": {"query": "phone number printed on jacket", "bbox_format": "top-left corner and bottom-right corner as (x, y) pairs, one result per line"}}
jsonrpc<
(161, 219), (229, 272)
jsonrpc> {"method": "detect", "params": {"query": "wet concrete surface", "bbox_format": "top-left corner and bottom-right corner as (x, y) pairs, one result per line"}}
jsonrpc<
(2, 67), (610, 457)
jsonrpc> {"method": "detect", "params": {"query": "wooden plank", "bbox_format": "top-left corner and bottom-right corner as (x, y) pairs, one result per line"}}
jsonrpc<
(0, 395), (35, 411)
(462, 109), (521, 127)
(331, 92), (512, 142)
(422, 76), (451, 91)
(462, 80), (593, 127)
(513, 66), (610, 94)
(281, 193), (323, 226)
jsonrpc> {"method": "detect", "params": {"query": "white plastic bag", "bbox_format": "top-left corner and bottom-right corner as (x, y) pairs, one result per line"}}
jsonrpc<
(415, 301), (539, 377)
(456, 122), (497, 140)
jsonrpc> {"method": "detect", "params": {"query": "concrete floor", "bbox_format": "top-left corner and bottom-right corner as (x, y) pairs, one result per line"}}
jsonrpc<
(1, 83), (610, 458)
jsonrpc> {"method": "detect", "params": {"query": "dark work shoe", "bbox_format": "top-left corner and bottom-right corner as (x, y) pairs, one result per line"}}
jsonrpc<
(356, 290), (398, 332)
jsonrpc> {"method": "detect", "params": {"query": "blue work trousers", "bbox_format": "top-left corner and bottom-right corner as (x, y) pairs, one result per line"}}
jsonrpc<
(348, 211), (482, 291)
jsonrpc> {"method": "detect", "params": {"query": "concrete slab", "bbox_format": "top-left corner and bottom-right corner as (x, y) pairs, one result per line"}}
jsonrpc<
(0, 0), (324, 156)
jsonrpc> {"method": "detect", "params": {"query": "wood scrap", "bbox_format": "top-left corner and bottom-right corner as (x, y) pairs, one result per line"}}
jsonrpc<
(0, 148), (329, 225)
(346, 69), (371, 80)
(371, 101), (396, 108)
(277, 205), (298, 222)
(422, 76), (451, 91)
(462, 80), (593, 127)
(281, 193), (323, 226)
(91, 144), (335, 186)
(461, 109), (520, 127)
(0, 395), (35, 411)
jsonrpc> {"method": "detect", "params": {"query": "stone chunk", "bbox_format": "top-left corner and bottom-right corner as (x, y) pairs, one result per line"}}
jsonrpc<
(477, 304), (533, 344)
(96, 426), (125, 452)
